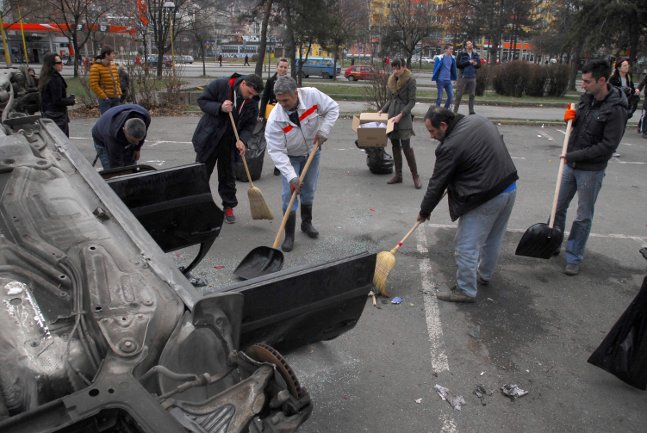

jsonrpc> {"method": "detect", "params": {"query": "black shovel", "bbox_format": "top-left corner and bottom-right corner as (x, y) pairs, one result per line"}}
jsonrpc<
(234, 141), (320, 280)
(516, 104), (574, 259)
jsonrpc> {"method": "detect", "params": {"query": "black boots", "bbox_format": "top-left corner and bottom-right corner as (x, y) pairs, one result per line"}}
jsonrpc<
(300, 204), (319, 238)
(403, 147), (422, 189)
(281, 212), (296, 252)
(387, 145), (403, 184)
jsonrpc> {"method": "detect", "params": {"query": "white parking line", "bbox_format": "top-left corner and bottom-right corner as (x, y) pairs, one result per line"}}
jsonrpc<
(416, 228), (457, 432)
(148, 140), (192, 147)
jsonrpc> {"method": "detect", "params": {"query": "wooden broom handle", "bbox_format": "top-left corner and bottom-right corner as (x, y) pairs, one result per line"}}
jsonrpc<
(391, 221), (422, 254)
(228, 112), (254, 187)
(548, 103), (574, 229)
(272, 141), (321, 248)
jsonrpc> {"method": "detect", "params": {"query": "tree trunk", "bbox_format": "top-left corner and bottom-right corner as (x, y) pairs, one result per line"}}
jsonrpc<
(255, 0), (273, 77)
(569, 45), (582, 92)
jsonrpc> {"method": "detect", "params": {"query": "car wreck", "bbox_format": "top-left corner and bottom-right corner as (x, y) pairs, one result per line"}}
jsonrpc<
(0, 67), (376, 432)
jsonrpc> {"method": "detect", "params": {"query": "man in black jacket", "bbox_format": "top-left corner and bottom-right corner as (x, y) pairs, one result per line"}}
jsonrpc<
(192, 73), (263, 223)
(453, 40), (480, 115)
(418, 108), (518, 303)
(92, 104), (151, 169)
(556, 59), (627, 276)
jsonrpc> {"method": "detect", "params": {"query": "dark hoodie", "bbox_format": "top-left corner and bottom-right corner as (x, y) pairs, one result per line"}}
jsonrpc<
(91, 104), (151, 168)
(567, 84), (628, 171)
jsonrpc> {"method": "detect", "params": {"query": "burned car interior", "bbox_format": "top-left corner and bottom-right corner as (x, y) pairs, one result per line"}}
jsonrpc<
(0, 67), (376, 432)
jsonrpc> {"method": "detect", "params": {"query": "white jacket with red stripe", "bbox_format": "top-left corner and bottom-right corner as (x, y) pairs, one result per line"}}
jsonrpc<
(265, 87), (339, 180)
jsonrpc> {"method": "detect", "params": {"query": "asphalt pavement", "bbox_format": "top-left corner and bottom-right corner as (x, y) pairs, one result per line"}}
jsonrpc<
(68, 106), (647, 433)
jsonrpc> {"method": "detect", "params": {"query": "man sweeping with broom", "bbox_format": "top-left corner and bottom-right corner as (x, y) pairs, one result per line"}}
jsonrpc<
(417, 107), (518, 303)
(266, 76), (339, 252)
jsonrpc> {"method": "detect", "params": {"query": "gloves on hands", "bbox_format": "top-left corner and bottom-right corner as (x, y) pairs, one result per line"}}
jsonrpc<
(564, 105), (576, 123)
(289, 177), (301, 194)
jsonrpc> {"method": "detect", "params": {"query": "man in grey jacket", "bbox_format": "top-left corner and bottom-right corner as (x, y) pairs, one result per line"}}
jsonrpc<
(418, 108), (518, 303)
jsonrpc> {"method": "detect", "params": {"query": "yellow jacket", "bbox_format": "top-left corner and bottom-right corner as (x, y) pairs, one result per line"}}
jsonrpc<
(89, 62), (121, 99)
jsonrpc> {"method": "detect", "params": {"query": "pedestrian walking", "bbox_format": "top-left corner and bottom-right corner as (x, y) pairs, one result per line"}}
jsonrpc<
(379, 58), (421, 189)
(265, 76), (339, 251)
(218, 54), (223, 67)
(635, 73), (647, 138)
(453, 40), (480, 115)
(555, 59), (628, 276)
(192, 73), (263, 224)
(244, 54), (250, 66)
(418, 108), (518, 303)
(432, 44), (457, 109)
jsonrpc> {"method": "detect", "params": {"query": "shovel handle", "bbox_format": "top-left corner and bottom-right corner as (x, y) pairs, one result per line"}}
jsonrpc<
(272, 141), (321, 248)
(548, 103), (574, 229)
(228, 112), (254, 187)
(391, 221), (422, 254)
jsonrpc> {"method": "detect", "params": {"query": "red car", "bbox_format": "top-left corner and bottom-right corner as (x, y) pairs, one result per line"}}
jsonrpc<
(344, 65), (385, 81)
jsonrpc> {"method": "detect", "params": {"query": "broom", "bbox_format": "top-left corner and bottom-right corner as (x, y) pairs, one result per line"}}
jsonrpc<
(228, 112), (274, 220)
(373, 221), (422, 297)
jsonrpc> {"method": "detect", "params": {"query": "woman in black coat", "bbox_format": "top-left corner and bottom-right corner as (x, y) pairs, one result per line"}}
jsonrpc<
(609, 57), (638, 118)
(39, 53), (75, 136)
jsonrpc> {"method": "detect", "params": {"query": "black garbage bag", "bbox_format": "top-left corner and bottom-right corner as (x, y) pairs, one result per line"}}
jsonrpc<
(587, 275), (647, 390)
(235, 120), (266, 182)
(354, 140), (393, 175)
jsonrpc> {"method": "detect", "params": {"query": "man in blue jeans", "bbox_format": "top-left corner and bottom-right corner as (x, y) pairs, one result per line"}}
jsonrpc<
(418, 108), (518, 303)
(556, 59), (627, 276)
(432, 44), (457, 109)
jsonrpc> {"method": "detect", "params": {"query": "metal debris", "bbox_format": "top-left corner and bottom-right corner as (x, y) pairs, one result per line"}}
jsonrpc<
(434, 384), (466, 411)
(501, 384), (528, 400)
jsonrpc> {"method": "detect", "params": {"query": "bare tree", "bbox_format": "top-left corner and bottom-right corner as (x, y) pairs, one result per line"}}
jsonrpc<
(380, 0), (434, 67)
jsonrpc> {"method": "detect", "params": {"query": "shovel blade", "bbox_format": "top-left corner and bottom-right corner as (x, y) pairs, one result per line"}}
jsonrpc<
(515, 223), (564, 259)
(234, 246), (285, 280)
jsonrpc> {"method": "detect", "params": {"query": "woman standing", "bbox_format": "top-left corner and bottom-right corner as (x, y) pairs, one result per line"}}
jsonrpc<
(609, 57), (638, 118)
(379, 58), (421, 188)
(39, 53), (75, 136)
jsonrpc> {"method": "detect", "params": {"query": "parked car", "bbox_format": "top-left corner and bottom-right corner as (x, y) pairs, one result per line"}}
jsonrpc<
(177, 55), (194, 64)
(344, 65), (385, 81)
(298, 57), (341, 79)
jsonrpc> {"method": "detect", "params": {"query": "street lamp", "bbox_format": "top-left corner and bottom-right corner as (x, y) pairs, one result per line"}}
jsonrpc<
(163, 1), (176, 71)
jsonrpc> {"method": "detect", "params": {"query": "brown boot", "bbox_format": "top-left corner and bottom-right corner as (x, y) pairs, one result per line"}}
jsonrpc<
(387, 145), (402, 184)
(403, 147), (422, 189)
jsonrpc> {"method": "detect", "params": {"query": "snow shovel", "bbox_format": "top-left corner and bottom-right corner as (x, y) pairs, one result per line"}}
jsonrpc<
(515, 104), (574, 259)
(233, 141), (320, 280)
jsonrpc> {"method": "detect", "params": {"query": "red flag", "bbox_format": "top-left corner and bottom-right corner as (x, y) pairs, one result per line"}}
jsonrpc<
(137, 0), (149, 26)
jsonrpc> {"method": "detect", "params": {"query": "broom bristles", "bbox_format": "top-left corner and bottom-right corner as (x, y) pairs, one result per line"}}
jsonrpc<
(373, 250), (396, 297)
(248, 186), (274, 220)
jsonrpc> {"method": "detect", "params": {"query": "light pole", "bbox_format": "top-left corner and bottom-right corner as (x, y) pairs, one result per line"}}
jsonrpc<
(163, 1), (175, 73)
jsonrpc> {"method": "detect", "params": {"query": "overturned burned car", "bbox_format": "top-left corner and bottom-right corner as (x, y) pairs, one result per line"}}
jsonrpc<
(0, 67), (376, 432)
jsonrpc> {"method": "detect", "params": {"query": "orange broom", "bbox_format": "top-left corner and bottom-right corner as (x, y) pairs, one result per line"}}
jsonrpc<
(373, 221), (423, 297)
(228, 112), (273, 220)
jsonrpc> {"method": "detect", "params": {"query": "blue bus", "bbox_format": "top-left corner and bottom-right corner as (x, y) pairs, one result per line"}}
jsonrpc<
(298, 57), (341, 79)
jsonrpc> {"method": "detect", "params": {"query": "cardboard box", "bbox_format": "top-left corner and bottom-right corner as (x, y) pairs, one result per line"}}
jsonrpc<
(352, 112), (395, 148)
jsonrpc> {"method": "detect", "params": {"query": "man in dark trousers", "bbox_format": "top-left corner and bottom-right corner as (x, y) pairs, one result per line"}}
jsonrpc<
(454, 40), (480, 115)
(556, 59), (628, 276)
(418, 108), (518, 303)
(92, 103), (151, 169)
(192, 73), (263, 223)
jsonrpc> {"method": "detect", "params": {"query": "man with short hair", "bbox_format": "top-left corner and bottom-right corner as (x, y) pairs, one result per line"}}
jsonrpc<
(91, 104), (151, 169)
(265, 76), (339, 252)
(192, 73), (263, 223)
(89, 46), (122, 114)
(432, 44), (457, 109)
(418, 108), (518, 303)
(453, 40), (480, 115)
(555, 59), (628, 276)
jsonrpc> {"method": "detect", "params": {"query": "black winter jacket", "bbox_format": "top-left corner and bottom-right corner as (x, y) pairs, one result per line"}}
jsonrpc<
(192, 74), (259, 162)
(40, 71), (74, 113)
(567, 84), (627, 171)
(420, 114), (518, 221)
(260, 73), (278, 117)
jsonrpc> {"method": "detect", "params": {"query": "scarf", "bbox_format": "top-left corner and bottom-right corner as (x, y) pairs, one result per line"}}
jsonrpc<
(387, 69), (412, 93)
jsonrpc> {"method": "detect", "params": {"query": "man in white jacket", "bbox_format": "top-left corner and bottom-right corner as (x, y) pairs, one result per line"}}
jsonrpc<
(265, 76), (339, 252)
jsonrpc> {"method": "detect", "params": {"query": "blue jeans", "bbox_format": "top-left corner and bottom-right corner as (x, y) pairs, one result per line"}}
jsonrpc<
(435, 80), (453, 108)
(99, 98), (121, 114)
(455, 189), (516, 297)
(553, 165), (605, 265)
(281, 149), (320, 212)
